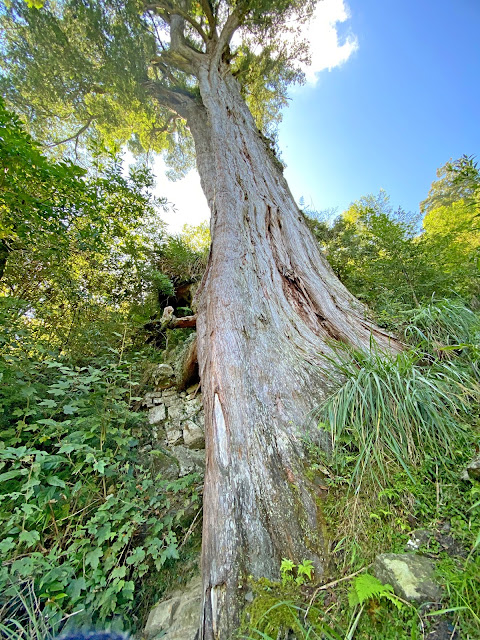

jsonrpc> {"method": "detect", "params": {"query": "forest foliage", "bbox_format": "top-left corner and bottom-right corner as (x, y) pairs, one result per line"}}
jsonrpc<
(0, 99), (479, 638)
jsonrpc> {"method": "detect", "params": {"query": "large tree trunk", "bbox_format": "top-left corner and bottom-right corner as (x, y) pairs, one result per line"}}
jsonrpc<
(185, 64), (397, 640)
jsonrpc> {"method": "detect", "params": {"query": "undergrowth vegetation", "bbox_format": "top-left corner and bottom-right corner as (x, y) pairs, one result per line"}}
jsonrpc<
(317, 300), (479, 493)
(244, 300), (480, 640)
(0, 314), (201, 635)
(0, 101), (207, 637)
(1, 98), (479, 638)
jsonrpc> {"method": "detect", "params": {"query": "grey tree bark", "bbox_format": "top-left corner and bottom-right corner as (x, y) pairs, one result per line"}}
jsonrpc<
(175, 63), (398, 640)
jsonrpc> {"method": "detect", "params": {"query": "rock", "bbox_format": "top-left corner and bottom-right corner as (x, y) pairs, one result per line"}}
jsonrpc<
(145, 575), (201, 640)
(184, 398), (202, 418)
(425, 620), (459, 640)
(186, 383), (200, 395)
(151, 425), (167, 442)
(162, 388), (178, 398)
(166, 427), (183, 446)
(174, 333), (198, 390)
(183, 420), (205, 449)
(149, 449), (179, 480)
(144, 596), (180, 638)
(373, 553), (441, 604)
(167, 403), (184, 422)
(152, 364), (175, 389)
(196, 411), (205, 429)
(172, 446), (205, 477)
(405, 529), (467, 558)
(148, 404), (166, 425)
(406, 529), (432, 551)
(435, 532), (467, 558)
(466, 455), (480, 480)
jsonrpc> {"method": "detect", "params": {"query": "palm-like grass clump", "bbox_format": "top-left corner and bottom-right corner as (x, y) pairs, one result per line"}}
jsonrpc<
(318, 301), (479, 492)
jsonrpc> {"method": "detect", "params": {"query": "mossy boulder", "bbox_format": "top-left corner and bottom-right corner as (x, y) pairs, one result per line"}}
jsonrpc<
(373, 553), (441, 604)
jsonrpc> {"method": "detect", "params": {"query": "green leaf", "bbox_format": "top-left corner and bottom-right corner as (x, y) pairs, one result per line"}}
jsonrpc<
(0, 537), (16, 554)
(297, 559), (314, 581)
(0, 469), (26, 482)
(85, 547), (103, 570)
(63, 405), (79, 415)
(126, 547), (146, 565)
(25, 0), (46, 8)
(19, 530), (40, 548)
(280, 558), (295, 573)
(162, 542), (179, 562)
(65, 577), (84, 601)
(122, 581), (135, 600)
(348, 574), (395, 608)
(94, 459), (107, 474)
(39, 399), (57, 408)
(111, 566), (127, 580)
(46, 475), (66, 488)
(97, 523), (113, 544)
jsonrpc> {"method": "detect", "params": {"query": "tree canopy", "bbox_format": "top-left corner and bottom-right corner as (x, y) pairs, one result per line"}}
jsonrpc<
(1, 0), (313, 167)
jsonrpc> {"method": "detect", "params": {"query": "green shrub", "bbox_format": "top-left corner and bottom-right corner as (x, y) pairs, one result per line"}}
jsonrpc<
(0, 340), (200, 632)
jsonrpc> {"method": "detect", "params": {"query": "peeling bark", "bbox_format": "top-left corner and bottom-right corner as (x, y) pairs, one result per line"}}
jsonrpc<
(181, 62), (400, 640)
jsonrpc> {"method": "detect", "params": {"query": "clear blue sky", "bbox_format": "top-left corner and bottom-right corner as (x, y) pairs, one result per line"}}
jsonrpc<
(279, 0), (480, 218)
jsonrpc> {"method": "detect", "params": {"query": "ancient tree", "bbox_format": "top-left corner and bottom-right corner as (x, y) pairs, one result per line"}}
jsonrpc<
(1, 1), (398, 637)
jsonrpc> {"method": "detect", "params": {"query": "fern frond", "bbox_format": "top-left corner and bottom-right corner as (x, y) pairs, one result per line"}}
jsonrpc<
(347, 573), (396, 608)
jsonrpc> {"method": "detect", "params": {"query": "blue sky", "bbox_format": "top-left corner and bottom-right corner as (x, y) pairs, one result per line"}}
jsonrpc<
(280, 0), (480, 218)
(157, 0), (480, 230)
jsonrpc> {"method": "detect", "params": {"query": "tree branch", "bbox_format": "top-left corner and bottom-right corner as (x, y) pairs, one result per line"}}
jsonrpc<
(145, 81), (197, 118)
(198, 0), (216, 37)
(45, 117), (94, 148)
(170, 13), (201, 70)
(147, 2), (209, 44)
(150, 306), (197, 329)
(212, 8), (243, 67)
(150, 113), (177, 139)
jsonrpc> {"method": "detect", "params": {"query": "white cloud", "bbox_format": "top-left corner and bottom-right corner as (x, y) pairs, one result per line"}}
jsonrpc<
(301, 0), (358, 85)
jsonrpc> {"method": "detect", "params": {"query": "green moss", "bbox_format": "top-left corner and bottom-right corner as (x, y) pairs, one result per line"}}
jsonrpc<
(285, 475), (329, 564)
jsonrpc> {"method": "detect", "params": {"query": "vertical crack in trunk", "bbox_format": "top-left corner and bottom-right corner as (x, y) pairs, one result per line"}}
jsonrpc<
(186, 64), (399, 640)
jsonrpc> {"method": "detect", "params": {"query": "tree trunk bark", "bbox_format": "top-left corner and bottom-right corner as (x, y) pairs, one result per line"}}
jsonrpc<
(185, 64), (398, 640)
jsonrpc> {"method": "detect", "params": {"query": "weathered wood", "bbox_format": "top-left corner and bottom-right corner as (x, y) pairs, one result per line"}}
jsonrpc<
(183, 61), (400, 640)
(151, 308), (198, 330)
(171, 315), (197, 329)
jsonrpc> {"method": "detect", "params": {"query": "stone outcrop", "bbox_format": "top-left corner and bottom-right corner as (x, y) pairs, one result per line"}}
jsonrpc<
(465, 455), (480, 480)
(142, 381), (205, 480)
(139, 375), (204, 640)
(373, 553), (441, 604)
(144, 575), (201, 640)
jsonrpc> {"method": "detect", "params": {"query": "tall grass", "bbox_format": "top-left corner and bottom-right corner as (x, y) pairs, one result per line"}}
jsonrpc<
(0, 582), (57, 640)
(404, 299), (479, 348)
(317, 301), (479, 492)
(404, 299), (480, 378)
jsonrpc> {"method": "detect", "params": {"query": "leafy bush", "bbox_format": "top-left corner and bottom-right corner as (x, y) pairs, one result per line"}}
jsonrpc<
(156, 235), (208, 283)
(0, 338), (200, 632)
